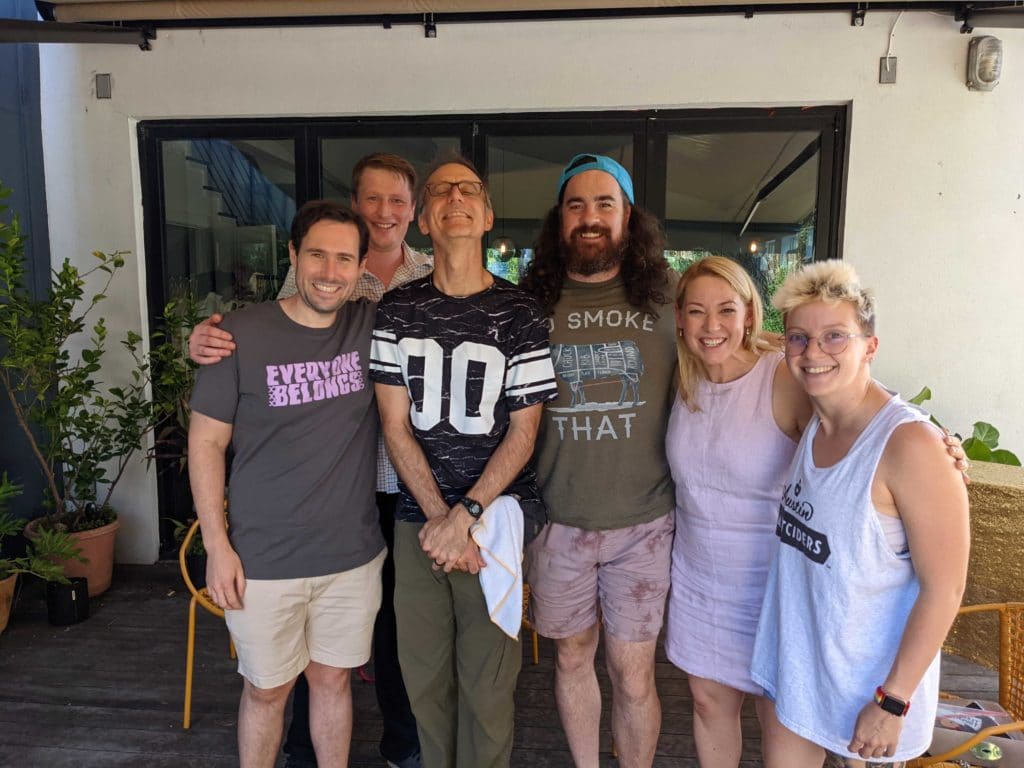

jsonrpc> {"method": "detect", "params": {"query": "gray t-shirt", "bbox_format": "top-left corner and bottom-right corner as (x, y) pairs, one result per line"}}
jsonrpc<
(190, 299), (383, 580)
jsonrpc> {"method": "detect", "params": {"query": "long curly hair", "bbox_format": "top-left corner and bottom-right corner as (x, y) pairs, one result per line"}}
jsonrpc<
(521, 203), (672, 317)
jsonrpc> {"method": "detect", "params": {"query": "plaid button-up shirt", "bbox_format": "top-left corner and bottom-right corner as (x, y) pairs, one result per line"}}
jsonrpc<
(278, 242), (433, 493)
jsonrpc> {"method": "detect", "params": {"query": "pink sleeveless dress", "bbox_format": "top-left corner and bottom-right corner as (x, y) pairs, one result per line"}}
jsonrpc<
(664, 352), (797, 694)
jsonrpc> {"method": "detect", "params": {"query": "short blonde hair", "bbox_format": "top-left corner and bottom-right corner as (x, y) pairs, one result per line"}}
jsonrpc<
(772, 260), (876, 334)
(674, 256), (772, 411)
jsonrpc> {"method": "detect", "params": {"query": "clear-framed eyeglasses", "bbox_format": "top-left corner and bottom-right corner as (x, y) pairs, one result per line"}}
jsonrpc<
(424, 180), (485, 198)
(784, 330), (871, 357)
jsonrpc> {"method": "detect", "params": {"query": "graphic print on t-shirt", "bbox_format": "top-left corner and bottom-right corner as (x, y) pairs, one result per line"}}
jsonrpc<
(546, 307), (659, 443)
(550, 340), (645, 408)
(370, 276), (556, 509)
(266, 350), (365, 407)
(775, 478), (831, 565)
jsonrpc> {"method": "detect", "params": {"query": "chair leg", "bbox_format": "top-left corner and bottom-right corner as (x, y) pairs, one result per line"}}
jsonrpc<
(229, 636), (236, 660)
(184, 595), (198, 729)
(532, 628), (539, 665)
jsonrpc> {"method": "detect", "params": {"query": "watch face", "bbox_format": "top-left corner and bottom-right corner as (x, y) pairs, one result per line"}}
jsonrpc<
(462, 497), (484, 518)
(879, 695), (907, 716)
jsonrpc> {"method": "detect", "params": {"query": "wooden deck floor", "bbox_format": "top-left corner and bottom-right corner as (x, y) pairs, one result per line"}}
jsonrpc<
(0, 564), (998, 767)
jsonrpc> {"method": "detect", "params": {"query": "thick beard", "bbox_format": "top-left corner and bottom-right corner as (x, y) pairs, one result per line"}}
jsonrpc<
(562, 227), (625, 276)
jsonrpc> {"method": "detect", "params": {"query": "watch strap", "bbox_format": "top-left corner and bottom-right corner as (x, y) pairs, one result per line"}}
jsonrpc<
(460, 496), (485, 519)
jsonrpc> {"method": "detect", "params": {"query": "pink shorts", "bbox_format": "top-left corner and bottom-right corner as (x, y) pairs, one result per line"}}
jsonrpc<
(525, 514), (674, 642)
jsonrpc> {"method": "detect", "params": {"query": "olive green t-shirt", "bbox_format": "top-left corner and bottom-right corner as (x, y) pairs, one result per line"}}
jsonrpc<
(536, 274), (678, 531)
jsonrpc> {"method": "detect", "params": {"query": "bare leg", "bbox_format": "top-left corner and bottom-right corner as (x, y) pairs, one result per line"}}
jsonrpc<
(238, 677), (297, 768)
(604, 633), (660, 768)
(553, 623), (602, 768)
(306, 661), (353, 767)
(759, 699), (825, 768)
(689, 676), (745, 768)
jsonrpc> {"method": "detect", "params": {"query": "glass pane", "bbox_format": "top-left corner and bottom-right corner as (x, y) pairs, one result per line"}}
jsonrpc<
(321, 136), (461, 253)
(486, 135), (633, 284)
(664, 131), (820, 331)
(161, 138), (296, 316)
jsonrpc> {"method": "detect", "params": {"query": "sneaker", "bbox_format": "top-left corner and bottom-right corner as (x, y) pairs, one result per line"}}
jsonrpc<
(386, 751), (422, 768)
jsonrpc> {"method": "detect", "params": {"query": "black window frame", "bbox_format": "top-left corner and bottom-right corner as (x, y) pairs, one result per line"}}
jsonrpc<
(138, 105), (848, 551)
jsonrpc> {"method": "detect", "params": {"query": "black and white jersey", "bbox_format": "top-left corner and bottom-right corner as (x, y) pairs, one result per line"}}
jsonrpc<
(370, 276), (557, 521)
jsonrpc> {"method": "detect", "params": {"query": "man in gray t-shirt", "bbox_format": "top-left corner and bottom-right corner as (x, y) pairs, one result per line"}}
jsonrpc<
(189, 201), (384, 768)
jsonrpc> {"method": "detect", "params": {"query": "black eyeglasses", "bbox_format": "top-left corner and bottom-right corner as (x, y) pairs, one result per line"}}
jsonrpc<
(784, 331), (871, 356)
(424, 180), (485, 198)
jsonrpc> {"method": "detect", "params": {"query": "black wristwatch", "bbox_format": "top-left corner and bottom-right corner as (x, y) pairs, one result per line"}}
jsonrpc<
(459, 496), (485, 520)
(874, 686), (911, 716)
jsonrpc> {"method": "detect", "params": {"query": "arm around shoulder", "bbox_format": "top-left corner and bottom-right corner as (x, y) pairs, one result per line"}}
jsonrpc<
(771, 356), (813, 443)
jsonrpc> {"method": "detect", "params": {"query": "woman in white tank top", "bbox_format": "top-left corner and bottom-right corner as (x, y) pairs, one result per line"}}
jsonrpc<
(750, 260), (970, 767)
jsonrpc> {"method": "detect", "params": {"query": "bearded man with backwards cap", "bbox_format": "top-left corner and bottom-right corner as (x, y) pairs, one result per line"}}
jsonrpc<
(521, 155), (678, 768)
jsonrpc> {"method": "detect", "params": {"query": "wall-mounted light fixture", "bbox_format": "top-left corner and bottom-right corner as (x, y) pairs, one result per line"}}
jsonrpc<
(424, 13), (437, 38)
(967, 36), (1002, 91)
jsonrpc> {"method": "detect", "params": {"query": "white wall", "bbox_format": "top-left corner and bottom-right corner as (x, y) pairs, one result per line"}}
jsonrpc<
(40, 12), (1024, 562)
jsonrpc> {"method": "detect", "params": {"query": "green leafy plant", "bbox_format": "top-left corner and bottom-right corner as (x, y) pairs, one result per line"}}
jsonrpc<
(908, 387), (1021, 466)
(0, 473), (84, 584)
(147, 294), (201, 473)
(166, 517), (205, 556)
(0, 181), (179, 531)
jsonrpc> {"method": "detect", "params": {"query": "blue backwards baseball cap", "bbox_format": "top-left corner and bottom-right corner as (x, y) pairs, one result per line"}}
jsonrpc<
(557, 154), (635, 205)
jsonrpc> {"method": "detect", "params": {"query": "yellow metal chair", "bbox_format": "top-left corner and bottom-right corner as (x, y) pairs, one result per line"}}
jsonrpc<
(178, 518), (235, 729)
(908, 602), (1024, 766)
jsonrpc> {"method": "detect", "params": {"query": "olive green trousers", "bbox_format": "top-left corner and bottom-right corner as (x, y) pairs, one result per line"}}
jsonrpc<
(394, 522), (522, 768)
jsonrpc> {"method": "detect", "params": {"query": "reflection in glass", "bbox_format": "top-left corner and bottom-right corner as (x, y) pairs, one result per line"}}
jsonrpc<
(161, 138), (296, 317)
(664, 132), (820, 331)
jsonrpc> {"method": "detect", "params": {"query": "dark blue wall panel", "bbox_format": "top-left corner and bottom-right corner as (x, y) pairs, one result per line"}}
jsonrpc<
(0, 0), (53, 519)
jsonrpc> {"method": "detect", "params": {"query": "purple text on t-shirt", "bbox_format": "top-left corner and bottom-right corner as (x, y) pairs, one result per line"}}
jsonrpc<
(265, 351), (364, 407)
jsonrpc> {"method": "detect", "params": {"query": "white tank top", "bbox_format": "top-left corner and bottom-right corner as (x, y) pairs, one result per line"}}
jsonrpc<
(750, 394), (941, 760)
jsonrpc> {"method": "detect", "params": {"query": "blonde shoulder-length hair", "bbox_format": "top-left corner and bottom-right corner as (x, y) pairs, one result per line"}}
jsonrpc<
(674, 256), (774, 412)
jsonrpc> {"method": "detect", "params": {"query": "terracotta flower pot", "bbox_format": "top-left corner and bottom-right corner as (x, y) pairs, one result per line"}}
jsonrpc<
(0, 573), (16, 634)
(25, 516), (120, 597)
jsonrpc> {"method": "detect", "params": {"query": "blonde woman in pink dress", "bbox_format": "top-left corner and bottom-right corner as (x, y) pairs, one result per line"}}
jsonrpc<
(665, 256), (812, 766)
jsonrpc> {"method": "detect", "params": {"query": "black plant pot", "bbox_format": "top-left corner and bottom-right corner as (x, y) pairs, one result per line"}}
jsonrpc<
(46, 577), (90, 626)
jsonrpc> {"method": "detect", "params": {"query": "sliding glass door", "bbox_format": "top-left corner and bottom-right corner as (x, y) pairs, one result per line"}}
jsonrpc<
(139, 106), (847, 546)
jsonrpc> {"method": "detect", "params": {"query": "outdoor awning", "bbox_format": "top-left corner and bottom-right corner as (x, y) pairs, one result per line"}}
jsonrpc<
(37, 0), (1023, 25)
(7, 0), (1017, 48)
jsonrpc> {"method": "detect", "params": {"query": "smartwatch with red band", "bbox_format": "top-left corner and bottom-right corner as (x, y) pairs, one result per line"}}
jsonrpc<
(874, 686), (911, 716)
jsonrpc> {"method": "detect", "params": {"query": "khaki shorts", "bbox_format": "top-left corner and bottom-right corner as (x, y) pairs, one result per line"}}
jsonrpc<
(225, 548), (385, 689)
(526, 514), (674, 643)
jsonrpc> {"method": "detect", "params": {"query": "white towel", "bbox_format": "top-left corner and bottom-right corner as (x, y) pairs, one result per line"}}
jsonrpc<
(470, 495), (524, 639)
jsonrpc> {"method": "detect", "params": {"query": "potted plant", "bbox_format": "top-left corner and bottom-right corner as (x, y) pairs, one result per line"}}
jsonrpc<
(0, 473), (86, 631)
(0, 181), (177, 596)
(148, 294), (203, 553)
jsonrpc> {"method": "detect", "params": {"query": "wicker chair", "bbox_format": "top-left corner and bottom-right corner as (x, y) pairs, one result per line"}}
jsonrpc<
(908, 602), (1024, 766)
(178, 518), (235, 729)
